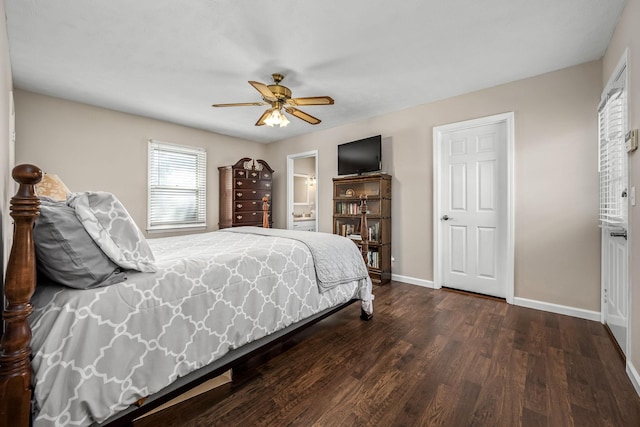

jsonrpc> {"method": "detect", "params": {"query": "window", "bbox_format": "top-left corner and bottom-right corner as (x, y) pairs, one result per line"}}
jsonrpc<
(148, 140), (207, 231)
(598, 62), (627, 226)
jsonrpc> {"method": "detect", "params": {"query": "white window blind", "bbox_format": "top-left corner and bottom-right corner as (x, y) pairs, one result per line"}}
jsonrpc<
(598, 69), (627, 226)
(148, 140), (207, 231)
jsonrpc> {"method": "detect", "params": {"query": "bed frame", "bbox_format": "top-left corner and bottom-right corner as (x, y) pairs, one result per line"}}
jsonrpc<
(0, 164), (372, 427)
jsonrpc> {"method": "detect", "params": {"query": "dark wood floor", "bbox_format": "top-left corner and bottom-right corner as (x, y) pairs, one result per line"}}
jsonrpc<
(136, 281), (640, 426)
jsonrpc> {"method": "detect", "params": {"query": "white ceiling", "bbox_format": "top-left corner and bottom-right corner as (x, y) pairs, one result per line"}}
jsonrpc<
(4, 0), (627, 143)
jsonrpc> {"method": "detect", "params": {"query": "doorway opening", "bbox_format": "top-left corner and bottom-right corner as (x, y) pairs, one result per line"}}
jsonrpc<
(286, 151), (318, 232)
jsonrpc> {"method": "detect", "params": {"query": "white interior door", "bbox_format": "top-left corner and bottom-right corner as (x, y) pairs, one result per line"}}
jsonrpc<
(599, 52), (629, 356)
(437, 119), (509, 298)
(603, 227), (628, 353)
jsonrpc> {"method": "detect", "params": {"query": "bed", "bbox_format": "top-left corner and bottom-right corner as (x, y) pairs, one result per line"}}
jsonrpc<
(0, 164), (374, 427)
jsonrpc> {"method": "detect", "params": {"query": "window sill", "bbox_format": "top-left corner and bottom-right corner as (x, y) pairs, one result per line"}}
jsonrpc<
(147, 224), (207, 234)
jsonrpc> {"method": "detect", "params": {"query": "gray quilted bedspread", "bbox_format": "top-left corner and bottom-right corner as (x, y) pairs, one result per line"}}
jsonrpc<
(221, 227), (369, 291)
(29, 230), (372, 427)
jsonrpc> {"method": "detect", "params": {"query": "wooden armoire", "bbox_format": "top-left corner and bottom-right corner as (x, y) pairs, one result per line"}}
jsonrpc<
(218, 158), (274, 228)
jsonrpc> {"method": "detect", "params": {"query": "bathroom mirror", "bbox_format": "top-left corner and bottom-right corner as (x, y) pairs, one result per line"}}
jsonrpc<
(293, 174), (309, 205)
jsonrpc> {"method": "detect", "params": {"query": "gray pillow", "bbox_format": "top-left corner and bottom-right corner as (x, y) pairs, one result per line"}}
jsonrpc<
(34, 198), (127, 289)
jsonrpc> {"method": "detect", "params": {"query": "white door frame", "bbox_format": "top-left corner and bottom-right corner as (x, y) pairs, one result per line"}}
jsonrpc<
(433, 112), (515, 304)
(286, 150), (319, 231)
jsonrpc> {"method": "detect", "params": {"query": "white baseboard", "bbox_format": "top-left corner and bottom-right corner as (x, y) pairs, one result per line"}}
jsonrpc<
(391, 279), (600, 322)
(513, 297), (601, 322)
(628, 361), (640, 398)
(391, 274), (434, 288)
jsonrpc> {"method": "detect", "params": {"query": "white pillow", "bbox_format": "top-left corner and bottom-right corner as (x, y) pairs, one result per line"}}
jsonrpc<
(67, 191), (157, 272)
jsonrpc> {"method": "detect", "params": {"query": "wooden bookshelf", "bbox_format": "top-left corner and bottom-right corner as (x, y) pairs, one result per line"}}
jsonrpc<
(333, 173), (391, 285)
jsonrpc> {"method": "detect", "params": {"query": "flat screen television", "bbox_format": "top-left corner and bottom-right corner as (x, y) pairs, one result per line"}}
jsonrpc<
(337, 135), (382, 175)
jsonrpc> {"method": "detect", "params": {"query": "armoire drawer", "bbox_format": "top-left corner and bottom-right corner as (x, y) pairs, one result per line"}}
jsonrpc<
(234, 178), (272, 190)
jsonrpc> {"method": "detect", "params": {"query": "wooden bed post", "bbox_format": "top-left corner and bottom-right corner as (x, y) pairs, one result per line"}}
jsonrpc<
(359, 195), (373, 321)
(0, 164), (42, 427)
(262, 196), (269, 228)
(359, 195), (369, 265)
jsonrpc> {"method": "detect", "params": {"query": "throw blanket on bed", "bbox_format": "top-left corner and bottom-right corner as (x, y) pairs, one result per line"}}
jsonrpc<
(29, 230), (372, 427)
(221, 227), (369, 292)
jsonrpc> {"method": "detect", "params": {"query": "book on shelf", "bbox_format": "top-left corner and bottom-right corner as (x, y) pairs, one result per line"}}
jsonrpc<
(347, 234), (361, 241)
(366, 250), (379, 269)
(340, 224), (358, 237)
(338, 202), (360, 215)
(366, 222), (380, 242)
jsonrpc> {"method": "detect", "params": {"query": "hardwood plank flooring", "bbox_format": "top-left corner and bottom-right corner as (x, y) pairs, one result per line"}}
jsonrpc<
(135, 281), (640, 426)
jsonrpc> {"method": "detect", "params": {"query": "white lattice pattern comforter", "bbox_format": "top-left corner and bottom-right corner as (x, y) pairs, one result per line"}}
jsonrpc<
(29, 229), (372, 427)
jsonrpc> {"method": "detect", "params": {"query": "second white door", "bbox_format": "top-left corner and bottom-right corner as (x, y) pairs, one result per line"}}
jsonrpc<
(438, 120), (508, 298)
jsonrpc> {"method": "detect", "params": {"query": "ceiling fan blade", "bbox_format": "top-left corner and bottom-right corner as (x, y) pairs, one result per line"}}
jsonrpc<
(285, 107), (321, 125)
(249, 81), (277, 102)
(255, 109), (273, 126)
(288, 96), (334, 106)
(212, 102), (267, 107)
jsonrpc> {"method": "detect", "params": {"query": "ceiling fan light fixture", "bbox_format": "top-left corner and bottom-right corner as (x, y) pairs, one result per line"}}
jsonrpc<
(281, 112), (290, 127)
(213, 73), (332, 126)
(265, 108), (289, 127)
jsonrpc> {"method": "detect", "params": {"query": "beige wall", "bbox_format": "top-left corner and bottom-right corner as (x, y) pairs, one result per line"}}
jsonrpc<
(1, 0), (15, 277)
(603, 0), (640, 384)
(267, 60), (602, 311)
(11, 48), (603, 314)
(293, 156), (315, 175)
(14, 90), (266, 237)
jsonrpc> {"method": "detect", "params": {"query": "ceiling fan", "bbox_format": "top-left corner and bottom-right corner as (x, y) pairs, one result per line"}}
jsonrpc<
(212, 73), (334, 127)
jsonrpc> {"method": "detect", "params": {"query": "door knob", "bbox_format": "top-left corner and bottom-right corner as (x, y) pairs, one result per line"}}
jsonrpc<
(610, 230), (627, 240)
(441, 215), (452, 221)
